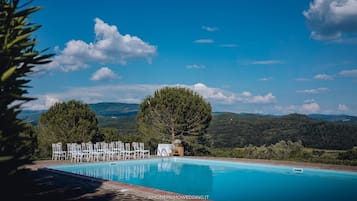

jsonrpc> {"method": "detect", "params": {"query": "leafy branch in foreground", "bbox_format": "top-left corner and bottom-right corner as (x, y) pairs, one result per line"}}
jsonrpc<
(0, 0), (53, 176)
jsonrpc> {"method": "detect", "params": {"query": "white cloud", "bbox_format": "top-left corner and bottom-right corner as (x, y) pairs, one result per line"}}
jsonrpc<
(25, 83), (276, 110)
(186, 64), (206, 69)
(258, 77), (272, 81)
(296, 87), (330, 94)
(219, 44), (238, 48)
(24, 95), (61, 110)
(91, 67), (118, 81)
(275, 100), (320, 114)
(189, 83), (276, 104)
(314, 74), (334, 80)
(250, 93), (276, 104)
(250, 60), (284, 65)
(339, 69), (357, 77)
(301, 100), (320, 113)
(45, 95), (61, 108)
(303, 0), (357, 40)
(194, 39), (214, 44)
(35, 18), (156, 73)
(201, 25), (218, 32)
(275, 105), (299, 114)
(338, 104), (349, 111)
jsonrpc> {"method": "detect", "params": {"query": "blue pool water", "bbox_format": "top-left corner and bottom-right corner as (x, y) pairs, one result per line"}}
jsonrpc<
(47, 158), (357, 201)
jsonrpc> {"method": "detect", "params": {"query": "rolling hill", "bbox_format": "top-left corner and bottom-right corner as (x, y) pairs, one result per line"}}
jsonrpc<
(18, 102), (357, 149)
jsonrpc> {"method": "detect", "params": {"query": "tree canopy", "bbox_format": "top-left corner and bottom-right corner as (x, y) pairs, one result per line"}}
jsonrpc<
(37, 100), (100, 158)
(137, 87), (212, 155)
(0, 0), (52, 176)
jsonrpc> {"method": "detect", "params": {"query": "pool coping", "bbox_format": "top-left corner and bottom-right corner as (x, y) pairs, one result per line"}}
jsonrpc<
(187, 156), (357, 172)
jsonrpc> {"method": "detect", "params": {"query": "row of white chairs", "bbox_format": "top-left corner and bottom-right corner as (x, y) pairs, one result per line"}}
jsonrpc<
(52, 141), (150, 162)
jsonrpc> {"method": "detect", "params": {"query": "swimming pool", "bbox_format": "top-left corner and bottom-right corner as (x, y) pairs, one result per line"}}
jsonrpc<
(47, 158), (357, 201)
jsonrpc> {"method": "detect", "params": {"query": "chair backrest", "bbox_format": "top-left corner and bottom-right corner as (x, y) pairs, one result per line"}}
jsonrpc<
(86, 142), (93, 151)
(119, 142), (124, 151)
(52, 142), (63, 153)
(132, 142), (138, 150)
(52, 143), (57, 153)
(94, 142), (100, 151)
(75, 143), (81, 152)
(108, 142), (115, 151)
(139, 142), (144, 150)
(125, 143), (131, 151)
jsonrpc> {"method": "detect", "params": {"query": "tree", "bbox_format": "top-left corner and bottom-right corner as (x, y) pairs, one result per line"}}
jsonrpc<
(37, 100), (100, 158)
(0, 0), (52, 176)
(137, 87), (212, 155)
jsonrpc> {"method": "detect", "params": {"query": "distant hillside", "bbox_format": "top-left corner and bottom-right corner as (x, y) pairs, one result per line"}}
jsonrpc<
(18, 102), (357, 149)
(208, 113), (357, 150)
(308, 114), (357, 125)
(89, 102), (139, 117)
(18, 102), (140, 125)
(18, 110), (44, 125)
(89, 102), (139, 134)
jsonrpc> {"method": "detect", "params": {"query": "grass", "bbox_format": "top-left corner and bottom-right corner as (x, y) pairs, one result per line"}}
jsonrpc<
(209, 147), (357, 166)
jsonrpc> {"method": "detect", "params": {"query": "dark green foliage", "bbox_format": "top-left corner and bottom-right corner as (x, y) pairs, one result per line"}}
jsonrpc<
(97, 115), (137, 134)
(338, 147), (357, 160)
(0, 0), (52, 176)
(137, 87), (212, 155)
(99, 127), (141, 143)
(243, 140), (304, 160)
(209, 113), (357, 150)
(37, 100), (99, 158)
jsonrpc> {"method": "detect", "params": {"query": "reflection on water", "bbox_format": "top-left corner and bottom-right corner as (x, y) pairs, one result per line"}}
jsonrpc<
(62, 159), (213, 195)
(152, 159), (213, 195)
(52, 158), (357, 201)
(71, 162), (151, 181)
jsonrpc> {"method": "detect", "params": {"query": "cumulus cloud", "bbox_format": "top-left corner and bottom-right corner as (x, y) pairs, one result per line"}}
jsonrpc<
(339, 69), (357, 77)
(201, 25), (218, 32)
(314, 74), (334, 80)
(186, 64), (206, 69)
(301, 100), (321, 113)
(35, 18), (156, 74)
(303, 0), (357, 41)
(219, 44), (238, 48)
(250, 60), (284, 65)
(296, 87), (330, 94)
(258, 77), (272, 81)
(275, 99), (320, 114)
(194, 39), (214, 44)
(24, 83), (276, 110)
(338, 103), (349, 112)
(24, 95), (61, 110)
(189, 83), (276, 104)
(91, 67), (118, 81)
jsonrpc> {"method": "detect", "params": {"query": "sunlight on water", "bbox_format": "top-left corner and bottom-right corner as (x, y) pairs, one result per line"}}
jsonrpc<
(48, 158), (357, 201)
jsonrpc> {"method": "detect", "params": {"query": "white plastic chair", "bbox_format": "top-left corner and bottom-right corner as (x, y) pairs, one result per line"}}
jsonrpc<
(123, 143), (134, 159)
(52, 142), (66, 160)
(139, 142), (150, 158)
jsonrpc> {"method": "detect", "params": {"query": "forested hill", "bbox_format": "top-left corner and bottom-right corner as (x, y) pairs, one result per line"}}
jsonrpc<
(208, 113), (357, 150)
(19, 102), (357, 150)
(89, 102), (139, 117)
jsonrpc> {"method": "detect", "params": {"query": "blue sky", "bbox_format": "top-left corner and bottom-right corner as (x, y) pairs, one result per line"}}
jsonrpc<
(26, 0), (357, 115)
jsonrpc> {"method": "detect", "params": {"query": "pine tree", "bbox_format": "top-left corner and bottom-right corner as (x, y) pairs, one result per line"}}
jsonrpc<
(0, 0), (52, 176)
